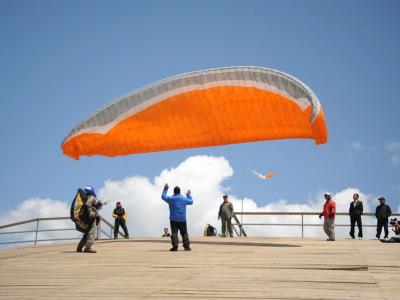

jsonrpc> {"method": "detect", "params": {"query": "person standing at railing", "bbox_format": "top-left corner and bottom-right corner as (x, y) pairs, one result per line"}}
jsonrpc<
(319, 193), (336, 241)
(161, 183), (193, 251)
(349, 193), (363, 239)
(375, 197), (392, 240)
(112, 202), (129, 239)
(218, 195), (234, 237)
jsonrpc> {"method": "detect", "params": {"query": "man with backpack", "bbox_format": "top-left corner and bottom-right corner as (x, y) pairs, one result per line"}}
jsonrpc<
(161, 183), (193, 251)
(71, 186), (101, 253)
(112, 202), (129, 239)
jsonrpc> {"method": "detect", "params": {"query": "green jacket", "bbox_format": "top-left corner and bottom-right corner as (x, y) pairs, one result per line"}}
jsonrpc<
(218, 202), (234, 219)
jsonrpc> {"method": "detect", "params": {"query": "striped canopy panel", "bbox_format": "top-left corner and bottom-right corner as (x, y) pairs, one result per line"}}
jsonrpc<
(61, 67), (328, 159)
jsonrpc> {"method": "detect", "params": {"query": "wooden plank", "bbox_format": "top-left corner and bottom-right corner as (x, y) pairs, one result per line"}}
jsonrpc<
(0, 237), (398, 299)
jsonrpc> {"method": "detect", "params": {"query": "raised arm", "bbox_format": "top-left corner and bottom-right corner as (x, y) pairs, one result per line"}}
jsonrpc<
(186, 194), (193, 205)
(161, 184), (171, 203)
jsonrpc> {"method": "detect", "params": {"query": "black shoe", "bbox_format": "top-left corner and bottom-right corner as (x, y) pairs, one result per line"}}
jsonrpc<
(76, 248), (83, 253)
(169, 247), (178, 251)
(184, 247), (191, 251)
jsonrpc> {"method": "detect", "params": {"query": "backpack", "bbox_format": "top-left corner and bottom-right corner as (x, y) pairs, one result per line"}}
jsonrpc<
(204, 224), (217, 237)
(70, 189), (90, 233)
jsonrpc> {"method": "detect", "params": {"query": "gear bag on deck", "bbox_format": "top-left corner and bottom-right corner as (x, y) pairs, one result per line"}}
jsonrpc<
(70, 189), (90, 233)
(204, 224), (217, 237)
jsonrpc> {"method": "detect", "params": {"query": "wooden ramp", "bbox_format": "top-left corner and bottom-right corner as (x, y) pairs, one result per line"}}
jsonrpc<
(0, 237), (399, 299)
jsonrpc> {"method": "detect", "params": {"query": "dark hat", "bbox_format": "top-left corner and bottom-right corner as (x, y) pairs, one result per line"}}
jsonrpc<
(378, 197), (385, 202)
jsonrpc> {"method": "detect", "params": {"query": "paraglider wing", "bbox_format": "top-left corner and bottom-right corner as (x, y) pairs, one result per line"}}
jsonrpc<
(61, 66), (328, 159)
(252, 170), (275, 180)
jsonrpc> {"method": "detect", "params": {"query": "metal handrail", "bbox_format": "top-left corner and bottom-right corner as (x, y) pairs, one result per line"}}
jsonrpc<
(234, 212), (400, 237)
(0, 216), (125, 246)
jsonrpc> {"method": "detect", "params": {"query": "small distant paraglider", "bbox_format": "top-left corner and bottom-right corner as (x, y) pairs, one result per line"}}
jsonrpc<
(252, 170), (275, 180)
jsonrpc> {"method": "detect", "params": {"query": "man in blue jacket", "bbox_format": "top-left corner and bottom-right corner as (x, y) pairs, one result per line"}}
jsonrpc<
(161, 183), (193, 251)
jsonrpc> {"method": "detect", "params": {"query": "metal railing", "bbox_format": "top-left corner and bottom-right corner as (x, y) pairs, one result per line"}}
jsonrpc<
(1, 212), (399, 244)
(0, 216), (126, 246)
(234, 212), (400, 237)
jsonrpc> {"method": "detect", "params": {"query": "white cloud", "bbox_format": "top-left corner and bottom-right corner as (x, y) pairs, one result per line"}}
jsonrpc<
(386, 142), (400, 151)
(0, 156), (384, 243)
(386, 142), (400, 167)
(350, 142), (363, 152)
(0, 198), (78, 246)
(391, 155), (400, 166)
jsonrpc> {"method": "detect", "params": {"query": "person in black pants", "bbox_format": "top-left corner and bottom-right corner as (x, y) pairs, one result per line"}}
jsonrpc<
(161, 183), (193, 251)
(375, 197), (392, 240)
(112, 202), (129, 239)
(349, 193), (363, 239)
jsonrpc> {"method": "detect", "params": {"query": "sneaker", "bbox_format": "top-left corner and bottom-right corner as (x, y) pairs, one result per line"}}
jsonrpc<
(358, 237), (362, 240)
(83, 247), (97, 253)
(169, 247), (178, 252)
(184, 247), (191, 251)
(350, 236), (355, 239)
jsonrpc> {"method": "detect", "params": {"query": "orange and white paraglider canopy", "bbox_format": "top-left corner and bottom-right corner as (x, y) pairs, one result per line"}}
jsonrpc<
(61, 67), (328, 159)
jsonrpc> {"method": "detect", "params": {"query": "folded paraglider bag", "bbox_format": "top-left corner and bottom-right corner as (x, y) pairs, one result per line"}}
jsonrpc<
(204, 224), (217, 237)
(75, 221), (89, 233)
(70, 189), (90, 228)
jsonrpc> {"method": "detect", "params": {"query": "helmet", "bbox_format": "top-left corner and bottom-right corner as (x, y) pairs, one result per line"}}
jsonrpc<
(84, 186), (96, 197)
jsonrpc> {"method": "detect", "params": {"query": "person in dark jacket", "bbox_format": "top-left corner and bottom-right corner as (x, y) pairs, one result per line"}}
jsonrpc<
(375, 197), (392, 239)
(112, 202), (129, 239)
(349, 193), (363, 239)
(161, 183), (193, 251)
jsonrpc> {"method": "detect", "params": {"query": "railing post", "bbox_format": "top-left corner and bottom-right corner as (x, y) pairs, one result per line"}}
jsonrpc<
(301, 214), (304, 238)
(34, 219), (39, 245)
(96, 219), (101, 240)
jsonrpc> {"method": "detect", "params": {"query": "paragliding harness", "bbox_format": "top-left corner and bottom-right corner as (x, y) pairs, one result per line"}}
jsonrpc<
(70, 189), (91, 233)
(204, 224), (217, 237)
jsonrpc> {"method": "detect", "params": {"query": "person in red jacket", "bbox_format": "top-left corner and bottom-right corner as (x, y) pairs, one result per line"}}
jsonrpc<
(319, 193), (336, 241)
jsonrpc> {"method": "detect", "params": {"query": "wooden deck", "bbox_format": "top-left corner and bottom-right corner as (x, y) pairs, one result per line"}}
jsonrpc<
(0, 237), (399, 299)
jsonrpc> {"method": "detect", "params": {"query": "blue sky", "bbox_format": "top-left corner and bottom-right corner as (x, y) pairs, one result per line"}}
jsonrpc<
(0, 0), (399, 216)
